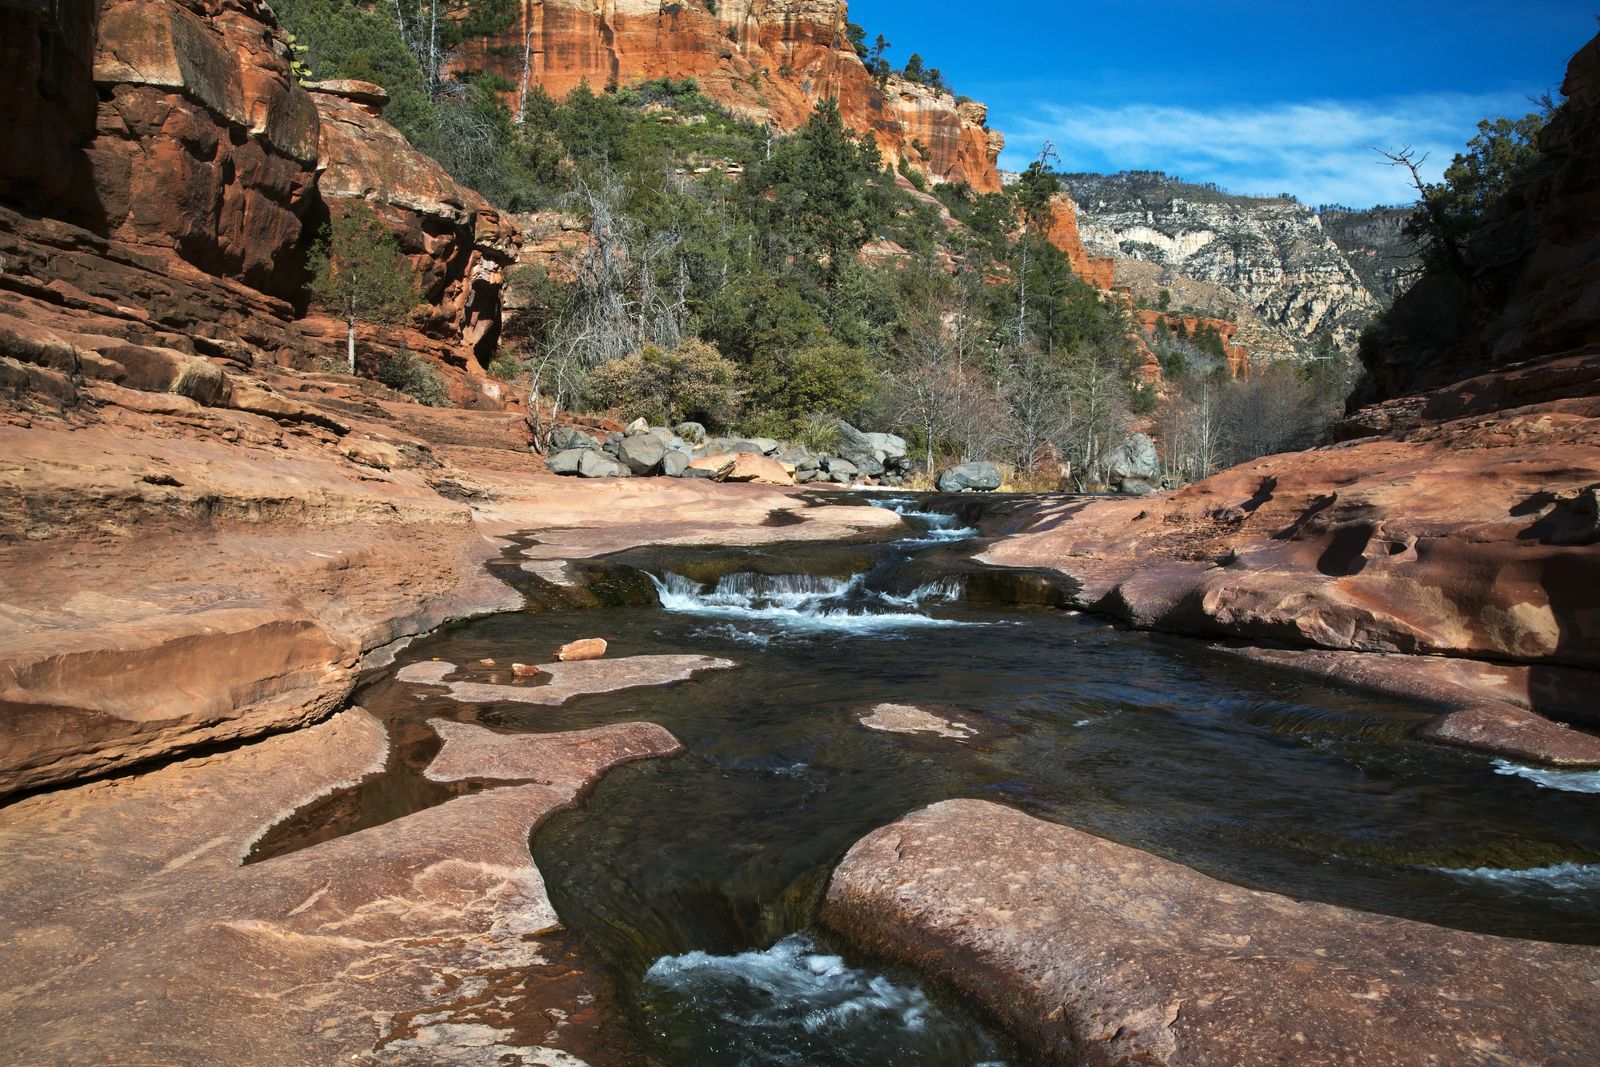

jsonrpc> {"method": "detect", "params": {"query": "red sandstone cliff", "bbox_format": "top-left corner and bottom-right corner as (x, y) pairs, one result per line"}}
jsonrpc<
(0, 0), (521, 389)
(1043, 193), (1116, 291)
(450, 0), (1004, 192)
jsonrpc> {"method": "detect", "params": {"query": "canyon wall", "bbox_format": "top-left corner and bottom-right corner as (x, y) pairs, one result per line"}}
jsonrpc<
(0, 0), (519, 381)
(1061, 173), (1395, 358)
(450, 0), (1004, 191)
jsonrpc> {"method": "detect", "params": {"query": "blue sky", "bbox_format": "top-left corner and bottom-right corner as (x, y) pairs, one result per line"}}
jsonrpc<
(847, 1), (1596, 206)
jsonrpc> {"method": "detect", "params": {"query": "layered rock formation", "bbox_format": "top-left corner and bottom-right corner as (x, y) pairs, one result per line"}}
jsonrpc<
(824, 800), (1600, 1067)
(0, 0), (520, 385)
(450, 0), (1003, 191)
(1062, 172), (1396, 356)
(1042, 192), (1116, 291)
(310, 79), (522, 368)
(982, 351), (1600, 711)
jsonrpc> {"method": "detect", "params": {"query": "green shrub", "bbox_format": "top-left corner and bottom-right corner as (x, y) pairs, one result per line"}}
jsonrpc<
(583, 339), (741, 427)
(486, 349), (522, 381)
(741, 338), (875, 435)
(797, 414), (841, 454)
(379, 350), (451, 406)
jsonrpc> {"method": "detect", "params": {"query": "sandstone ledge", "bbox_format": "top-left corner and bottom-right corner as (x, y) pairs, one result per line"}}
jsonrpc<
(823, 799), (1600, 1067)
(0, 707), (682, 1064)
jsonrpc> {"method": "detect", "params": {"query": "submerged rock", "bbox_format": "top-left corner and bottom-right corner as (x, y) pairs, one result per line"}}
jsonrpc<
(855, 704), (979, 741)
(823, 799), (1600, 1067)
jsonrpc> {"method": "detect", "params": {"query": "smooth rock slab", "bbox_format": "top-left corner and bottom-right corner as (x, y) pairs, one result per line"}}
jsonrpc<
(823, 799), (1600, 1067)
(855, 703), (978, 741)
(427, 719), (682, 782)
(1417, 704), (1600, 767)
(0, 707), (672, 1064)
(398, 655), (735, 706)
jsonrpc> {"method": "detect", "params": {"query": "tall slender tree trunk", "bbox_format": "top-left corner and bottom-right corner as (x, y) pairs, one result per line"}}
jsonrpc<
(346, 310), (357, 375)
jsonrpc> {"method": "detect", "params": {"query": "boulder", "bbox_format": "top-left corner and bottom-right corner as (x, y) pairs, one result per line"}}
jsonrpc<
(101, 345), (228, 406)
(687, 454), (738, 479)
(547, 425), (599, 452)
(661, 451), (690, 478)
(577, 451), (629, 478)
(1105, 432), (1159, 486)
(750, 437), (781, 456)
(824, 800), (1600, 1067)
(617, 435), (666, 476)
(937, 461), (1002, 493)
(706, 438), (767, 456)
(625, 417), (651, 437)
(556, 638), (607, 662)
(1119, 477), (1158, 496)
(823, 456), (859, 479)
(688, 453), (794, 486)
(546, 449), (587, 475)
(674, 421), (707, 444)
(511, 663), (543, 678)
(722, 453), (795, 486)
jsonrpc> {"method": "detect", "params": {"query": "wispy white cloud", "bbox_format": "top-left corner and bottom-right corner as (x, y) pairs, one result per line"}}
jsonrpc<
(999, 91), (1539, 208)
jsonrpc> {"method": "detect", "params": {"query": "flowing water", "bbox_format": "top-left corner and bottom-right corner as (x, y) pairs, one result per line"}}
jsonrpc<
(255, 493), (1600, 1066)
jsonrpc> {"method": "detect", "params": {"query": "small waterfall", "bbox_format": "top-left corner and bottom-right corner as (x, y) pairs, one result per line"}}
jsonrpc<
(647, 571), (974, 635)
(869, 497), (979, 544)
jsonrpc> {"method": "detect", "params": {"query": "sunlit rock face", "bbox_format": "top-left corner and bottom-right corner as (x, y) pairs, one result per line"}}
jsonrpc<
(1062, 173), (1389, 356)
(83, 0), (322, 299)
(448, 0), (1003, 191)
(310, 81), (523, 367)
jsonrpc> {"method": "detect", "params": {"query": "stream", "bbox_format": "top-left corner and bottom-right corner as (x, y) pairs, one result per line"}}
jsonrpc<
(253, 494), (1600, 1065)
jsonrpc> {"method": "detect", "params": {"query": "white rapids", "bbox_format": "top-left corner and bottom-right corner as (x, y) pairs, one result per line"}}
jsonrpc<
(648, 572), (973, 635)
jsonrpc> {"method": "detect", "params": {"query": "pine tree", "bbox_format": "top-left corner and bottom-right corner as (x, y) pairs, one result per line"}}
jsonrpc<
(308, 205), (416, 374)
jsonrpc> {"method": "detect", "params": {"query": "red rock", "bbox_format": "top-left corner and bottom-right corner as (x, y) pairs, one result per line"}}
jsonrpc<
(447, 1), (1002, 192)
(1416, 705), (1600, 767)
(824, 799), (1600, 1067)
(511, 662), (542, 677)
(310, 83), (522, 370)
(1043, 193), (1117, 291)
(1134, 308), (1250, 376)
(690, 452), (795, 486)
(982, 352), (1600, 674)
(0, 707), (670, 1063)
(556, 638), (608, 662)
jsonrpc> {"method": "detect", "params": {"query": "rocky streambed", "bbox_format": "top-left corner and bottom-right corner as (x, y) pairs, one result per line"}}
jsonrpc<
(22, 491), (1587, 1066)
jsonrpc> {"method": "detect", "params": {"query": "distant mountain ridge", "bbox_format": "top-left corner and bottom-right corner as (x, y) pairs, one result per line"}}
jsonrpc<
(1057, 171), (1419, 358)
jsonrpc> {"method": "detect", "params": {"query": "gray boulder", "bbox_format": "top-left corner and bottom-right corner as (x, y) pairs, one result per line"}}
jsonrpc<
(674, 421), (707, 445)
(661, 451), (691, 478)
(548, 426), (599, 452)
(750, 437), (781, 456)
(546, 449), (587, 475)
(618, 435), (666, 475)
(937, 461), (1002, 493)
(625, 417), (651, 437)
(1119, 477), (1158, 496)
(824, 455), (859, 476)
(834, 420), (889, 477)
(578, 451), (630, 478)
(1104, 433), (1159, 485)
(705, 438), (766, 456)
